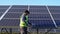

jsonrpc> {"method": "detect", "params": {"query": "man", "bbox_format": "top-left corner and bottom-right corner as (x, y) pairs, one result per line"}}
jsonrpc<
(20, 10), (32, 34)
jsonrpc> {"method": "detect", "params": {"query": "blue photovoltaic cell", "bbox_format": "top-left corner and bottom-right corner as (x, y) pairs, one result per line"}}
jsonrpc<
(3, 13), (21, 18)
(8, 9), (27, 12)
(0, 19), (19, 26)
(0, 6), (9, 9)
(48, 6), (60, 27)
(11, 5), (28, 9)
(0, 9), (7, 12)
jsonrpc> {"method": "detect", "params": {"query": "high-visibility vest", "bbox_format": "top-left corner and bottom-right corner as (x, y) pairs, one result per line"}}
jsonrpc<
(20, 14), (28, 27)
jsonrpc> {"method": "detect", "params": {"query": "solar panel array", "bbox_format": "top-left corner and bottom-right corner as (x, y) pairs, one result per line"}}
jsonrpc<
(0, 5), (60, 29)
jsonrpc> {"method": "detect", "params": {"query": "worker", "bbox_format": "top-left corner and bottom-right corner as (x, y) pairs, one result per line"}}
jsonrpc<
(20, 10), (32, 34)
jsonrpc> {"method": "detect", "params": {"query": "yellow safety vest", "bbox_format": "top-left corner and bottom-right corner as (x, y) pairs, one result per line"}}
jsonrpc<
(20, 15), (28, 27)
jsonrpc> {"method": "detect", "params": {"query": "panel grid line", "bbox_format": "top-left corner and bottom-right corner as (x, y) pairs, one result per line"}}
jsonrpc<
(46, 5), (57, 28)
(0, 5), (12, 21)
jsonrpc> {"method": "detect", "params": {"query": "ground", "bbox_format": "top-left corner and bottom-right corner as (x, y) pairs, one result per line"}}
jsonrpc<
(0, 32), (60, 34)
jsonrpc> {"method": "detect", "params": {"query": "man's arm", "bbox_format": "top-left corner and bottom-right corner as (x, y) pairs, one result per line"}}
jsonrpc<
(22, 15), (26, 22)
(28, 21), (32, 26)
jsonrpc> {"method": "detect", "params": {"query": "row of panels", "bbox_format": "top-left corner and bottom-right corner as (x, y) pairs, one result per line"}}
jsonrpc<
(0, 5), (60, 9)
(0, 5), (46, 9)
(0, 19), (60, 28)
(0, 6), (60, 29)
(0, 9), (60, 14)
(0, 13), (59, 18)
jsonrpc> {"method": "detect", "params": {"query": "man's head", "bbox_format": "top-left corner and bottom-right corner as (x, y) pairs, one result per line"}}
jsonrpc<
(24, 10), (30, 15)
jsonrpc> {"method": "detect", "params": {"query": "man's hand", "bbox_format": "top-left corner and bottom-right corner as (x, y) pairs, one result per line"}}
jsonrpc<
(28, 23), (32, 28)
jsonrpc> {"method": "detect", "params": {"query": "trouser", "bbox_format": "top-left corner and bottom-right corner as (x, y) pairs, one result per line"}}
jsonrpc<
(20, 27), (27, 34)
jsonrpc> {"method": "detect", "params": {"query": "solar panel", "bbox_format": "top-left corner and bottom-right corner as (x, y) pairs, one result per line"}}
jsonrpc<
(0, 5), (60, 29)
(0, 6), (9, 9)
(0, 8), (7, 17)
(29, 6), (56, 28)
(48, 6), (60, 27)
(12, 5), (28, 9)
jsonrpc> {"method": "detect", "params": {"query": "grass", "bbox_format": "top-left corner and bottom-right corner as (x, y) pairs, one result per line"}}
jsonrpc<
(0, 32), (20, 34)
(0, 32), (60, 34)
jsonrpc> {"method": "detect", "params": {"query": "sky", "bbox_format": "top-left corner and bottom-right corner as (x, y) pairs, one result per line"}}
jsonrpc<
(0, 0), (60, 6)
